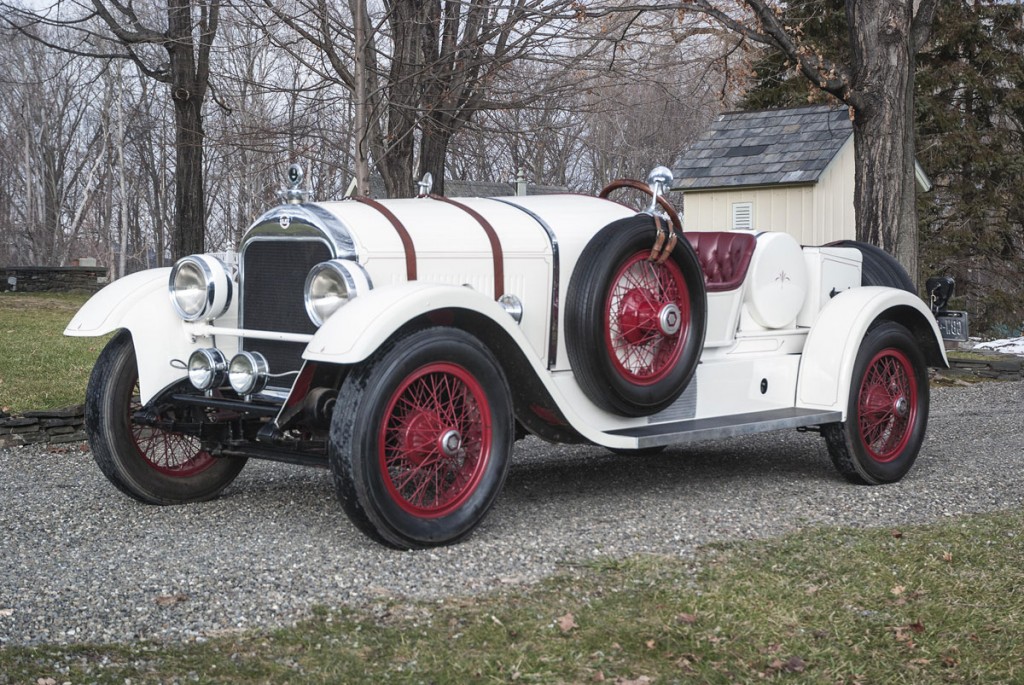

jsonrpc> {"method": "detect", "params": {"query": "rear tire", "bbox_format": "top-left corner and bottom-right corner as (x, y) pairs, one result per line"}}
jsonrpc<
(329, 328), (513, 549)
(823, 322), (929, 484)
(86, 331), (246, 504)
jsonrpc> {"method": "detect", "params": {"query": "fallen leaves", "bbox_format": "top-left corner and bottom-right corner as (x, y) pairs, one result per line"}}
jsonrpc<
(557, 612), (577, 633)
(763, 655), (807, 677)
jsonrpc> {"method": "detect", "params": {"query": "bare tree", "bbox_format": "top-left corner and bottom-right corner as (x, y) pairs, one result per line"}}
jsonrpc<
(0, 30), (110, 265)
(259, 0), (596, 197)
(2, 0), (224, 259)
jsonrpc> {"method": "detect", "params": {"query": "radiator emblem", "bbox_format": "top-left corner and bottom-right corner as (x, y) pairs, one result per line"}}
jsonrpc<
(279, 215), (291, 229)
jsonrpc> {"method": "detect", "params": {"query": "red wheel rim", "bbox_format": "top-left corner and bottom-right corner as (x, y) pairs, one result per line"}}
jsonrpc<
(857, 348), (918, 463)
(129, 379), (216, 477)
(604, 251), (689, 385)
(379, 362), (492, 518)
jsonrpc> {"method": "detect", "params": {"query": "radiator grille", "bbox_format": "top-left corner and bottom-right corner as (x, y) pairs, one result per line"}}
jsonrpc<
(240, 239), (332, 376)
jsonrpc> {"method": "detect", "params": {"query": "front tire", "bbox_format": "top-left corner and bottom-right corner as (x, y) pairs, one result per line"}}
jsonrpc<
(823, 322), (929, 484)
(85, 331), (246, 504)
(329, 328), (513, 549)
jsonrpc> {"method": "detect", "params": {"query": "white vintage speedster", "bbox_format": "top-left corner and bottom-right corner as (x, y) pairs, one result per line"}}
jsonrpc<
(65, 167), (948, 548)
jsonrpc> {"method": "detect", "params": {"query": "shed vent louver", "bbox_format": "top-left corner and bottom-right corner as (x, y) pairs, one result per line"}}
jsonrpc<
(732, 202), (753, 230)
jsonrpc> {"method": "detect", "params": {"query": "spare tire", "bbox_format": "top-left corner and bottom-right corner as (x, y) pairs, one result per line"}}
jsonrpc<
(828, 240), (916, 293)
(566, 215), (707, 417)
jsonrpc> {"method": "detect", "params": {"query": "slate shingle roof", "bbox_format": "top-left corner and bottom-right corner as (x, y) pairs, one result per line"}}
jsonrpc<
(672, 105), (852, 191)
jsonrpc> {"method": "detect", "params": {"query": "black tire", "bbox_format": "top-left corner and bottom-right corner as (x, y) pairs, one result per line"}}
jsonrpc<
(566, 215), (707, 417)
(828, 240), (916, 293)
(85, 331), (246, 504)
(329, 328), (514, 549)
(822, 322), (929, 484)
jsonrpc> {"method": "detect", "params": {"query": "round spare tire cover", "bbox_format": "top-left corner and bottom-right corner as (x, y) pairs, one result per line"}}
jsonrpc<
(744, 232), (808, 329)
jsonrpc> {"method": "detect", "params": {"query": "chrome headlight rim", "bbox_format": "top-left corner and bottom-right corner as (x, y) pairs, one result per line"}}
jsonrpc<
(169, 255), (233, 322)
(187, 348), (228, 391)
(228, 351), (269, 396)
(303, 259), (372, 327)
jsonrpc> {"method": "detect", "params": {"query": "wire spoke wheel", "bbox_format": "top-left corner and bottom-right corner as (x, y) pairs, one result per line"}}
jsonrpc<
(381, 363), (491, 517)
(330, 327), (513, 549)
(566, 215), (706, 417)
(857, 349), (917, 463)
(85, 330), (246, 504)
(128, 380), (215, 478)
(606, 252), (689, 384)
(823, 322), (929, 485)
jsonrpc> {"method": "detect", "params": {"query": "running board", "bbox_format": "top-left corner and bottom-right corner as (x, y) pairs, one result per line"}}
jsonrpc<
(605, 408), (842, 448)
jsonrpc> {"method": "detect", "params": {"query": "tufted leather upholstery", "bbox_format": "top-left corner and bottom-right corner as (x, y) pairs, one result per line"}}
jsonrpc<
(685, 232), (757, 292)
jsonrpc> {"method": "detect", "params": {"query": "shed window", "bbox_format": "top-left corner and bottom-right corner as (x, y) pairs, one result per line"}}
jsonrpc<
(732, 202), (753, 230)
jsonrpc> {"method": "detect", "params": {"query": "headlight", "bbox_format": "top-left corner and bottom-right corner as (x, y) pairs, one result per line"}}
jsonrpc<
(187, 348), (227, 391)
(228, 351), (269, 396)
(169, 255), (233, 322)
(304, 260), (372, 326)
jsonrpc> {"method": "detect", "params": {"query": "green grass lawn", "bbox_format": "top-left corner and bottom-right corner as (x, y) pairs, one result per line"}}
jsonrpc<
(0, 291), (107, 413)
(2, 510), (1023, 683)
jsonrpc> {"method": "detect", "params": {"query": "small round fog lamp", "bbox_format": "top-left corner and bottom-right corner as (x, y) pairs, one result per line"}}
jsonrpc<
(187, 348), (227, 391)
(228, 351), (269, 396)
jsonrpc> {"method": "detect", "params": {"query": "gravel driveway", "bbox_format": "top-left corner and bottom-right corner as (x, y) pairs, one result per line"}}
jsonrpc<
(1, 380), (1021, 646)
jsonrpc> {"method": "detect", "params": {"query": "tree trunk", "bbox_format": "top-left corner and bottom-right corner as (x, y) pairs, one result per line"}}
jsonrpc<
(171, 95), (206, 258)
(166, 0), (211, 259)
(351, 0), (371, 196)
(847, 0), (920, 284)
(418, 116), (451, 196)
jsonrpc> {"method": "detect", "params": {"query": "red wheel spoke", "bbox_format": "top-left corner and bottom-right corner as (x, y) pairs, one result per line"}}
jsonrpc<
(127, 378), (213, 478)
(379, 362), (492, 518)
(605, 251), (689, 384)
(857, 348), (917, 463)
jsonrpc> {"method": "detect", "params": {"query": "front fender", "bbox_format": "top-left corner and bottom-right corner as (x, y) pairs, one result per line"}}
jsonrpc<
(64, 268), (171, 336)
(303, 282), (533, 364)
(796, 287), (947, 414)
(64, 268), (201, 404)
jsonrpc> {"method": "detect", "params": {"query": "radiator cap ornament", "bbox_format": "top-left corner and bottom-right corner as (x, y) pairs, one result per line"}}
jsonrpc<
(279, 163), (310, 205)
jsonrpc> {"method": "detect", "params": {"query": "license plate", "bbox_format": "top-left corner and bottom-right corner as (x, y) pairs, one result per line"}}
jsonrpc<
(936, 311), (969, 341)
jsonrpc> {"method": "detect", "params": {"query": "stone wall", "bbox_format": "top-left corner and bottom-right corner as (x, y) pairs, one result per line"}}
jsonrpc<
(0, 407), (87, 448)
(3, 266), (108, 293)
(943, 354), (1023, 381)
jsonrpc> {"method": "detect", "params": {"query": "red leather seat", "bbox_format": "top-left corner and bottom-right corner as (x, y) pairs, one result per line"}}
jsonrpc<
(685, 232), (756, 292)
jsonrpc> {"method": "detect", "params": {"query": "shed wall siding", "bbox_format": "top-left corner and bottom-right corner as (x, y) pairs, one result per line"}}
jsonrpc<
(679, 136), (857, 245)
(680, 186), (814, 242)
(811, 137), (856, 244)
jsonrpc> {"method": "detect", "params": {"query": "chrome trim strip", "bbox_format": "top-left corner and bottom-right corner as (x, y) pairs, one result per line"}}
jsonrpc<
(489, 198), (560, 369)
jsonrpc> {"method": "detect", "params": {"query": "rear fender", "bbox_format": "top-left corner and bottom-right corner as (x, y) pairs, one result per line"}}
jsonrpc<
(64, 268), (207, 404)
(796, 287), (947, 415)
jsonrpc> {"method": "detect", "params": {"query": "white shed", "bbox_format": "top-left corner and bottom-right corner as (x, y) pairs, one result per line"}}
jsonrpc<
(671, 105), (931, 245)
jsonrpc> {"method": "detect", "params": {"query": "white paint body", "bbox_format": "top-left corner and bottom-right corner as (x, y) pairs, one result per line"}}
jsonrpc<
(66, 193), (947, 450)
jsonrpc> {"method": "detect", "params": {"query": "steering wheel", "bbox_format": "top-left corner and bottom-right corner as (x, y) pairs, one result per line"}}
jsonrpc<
(599, 178), (682, 234)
